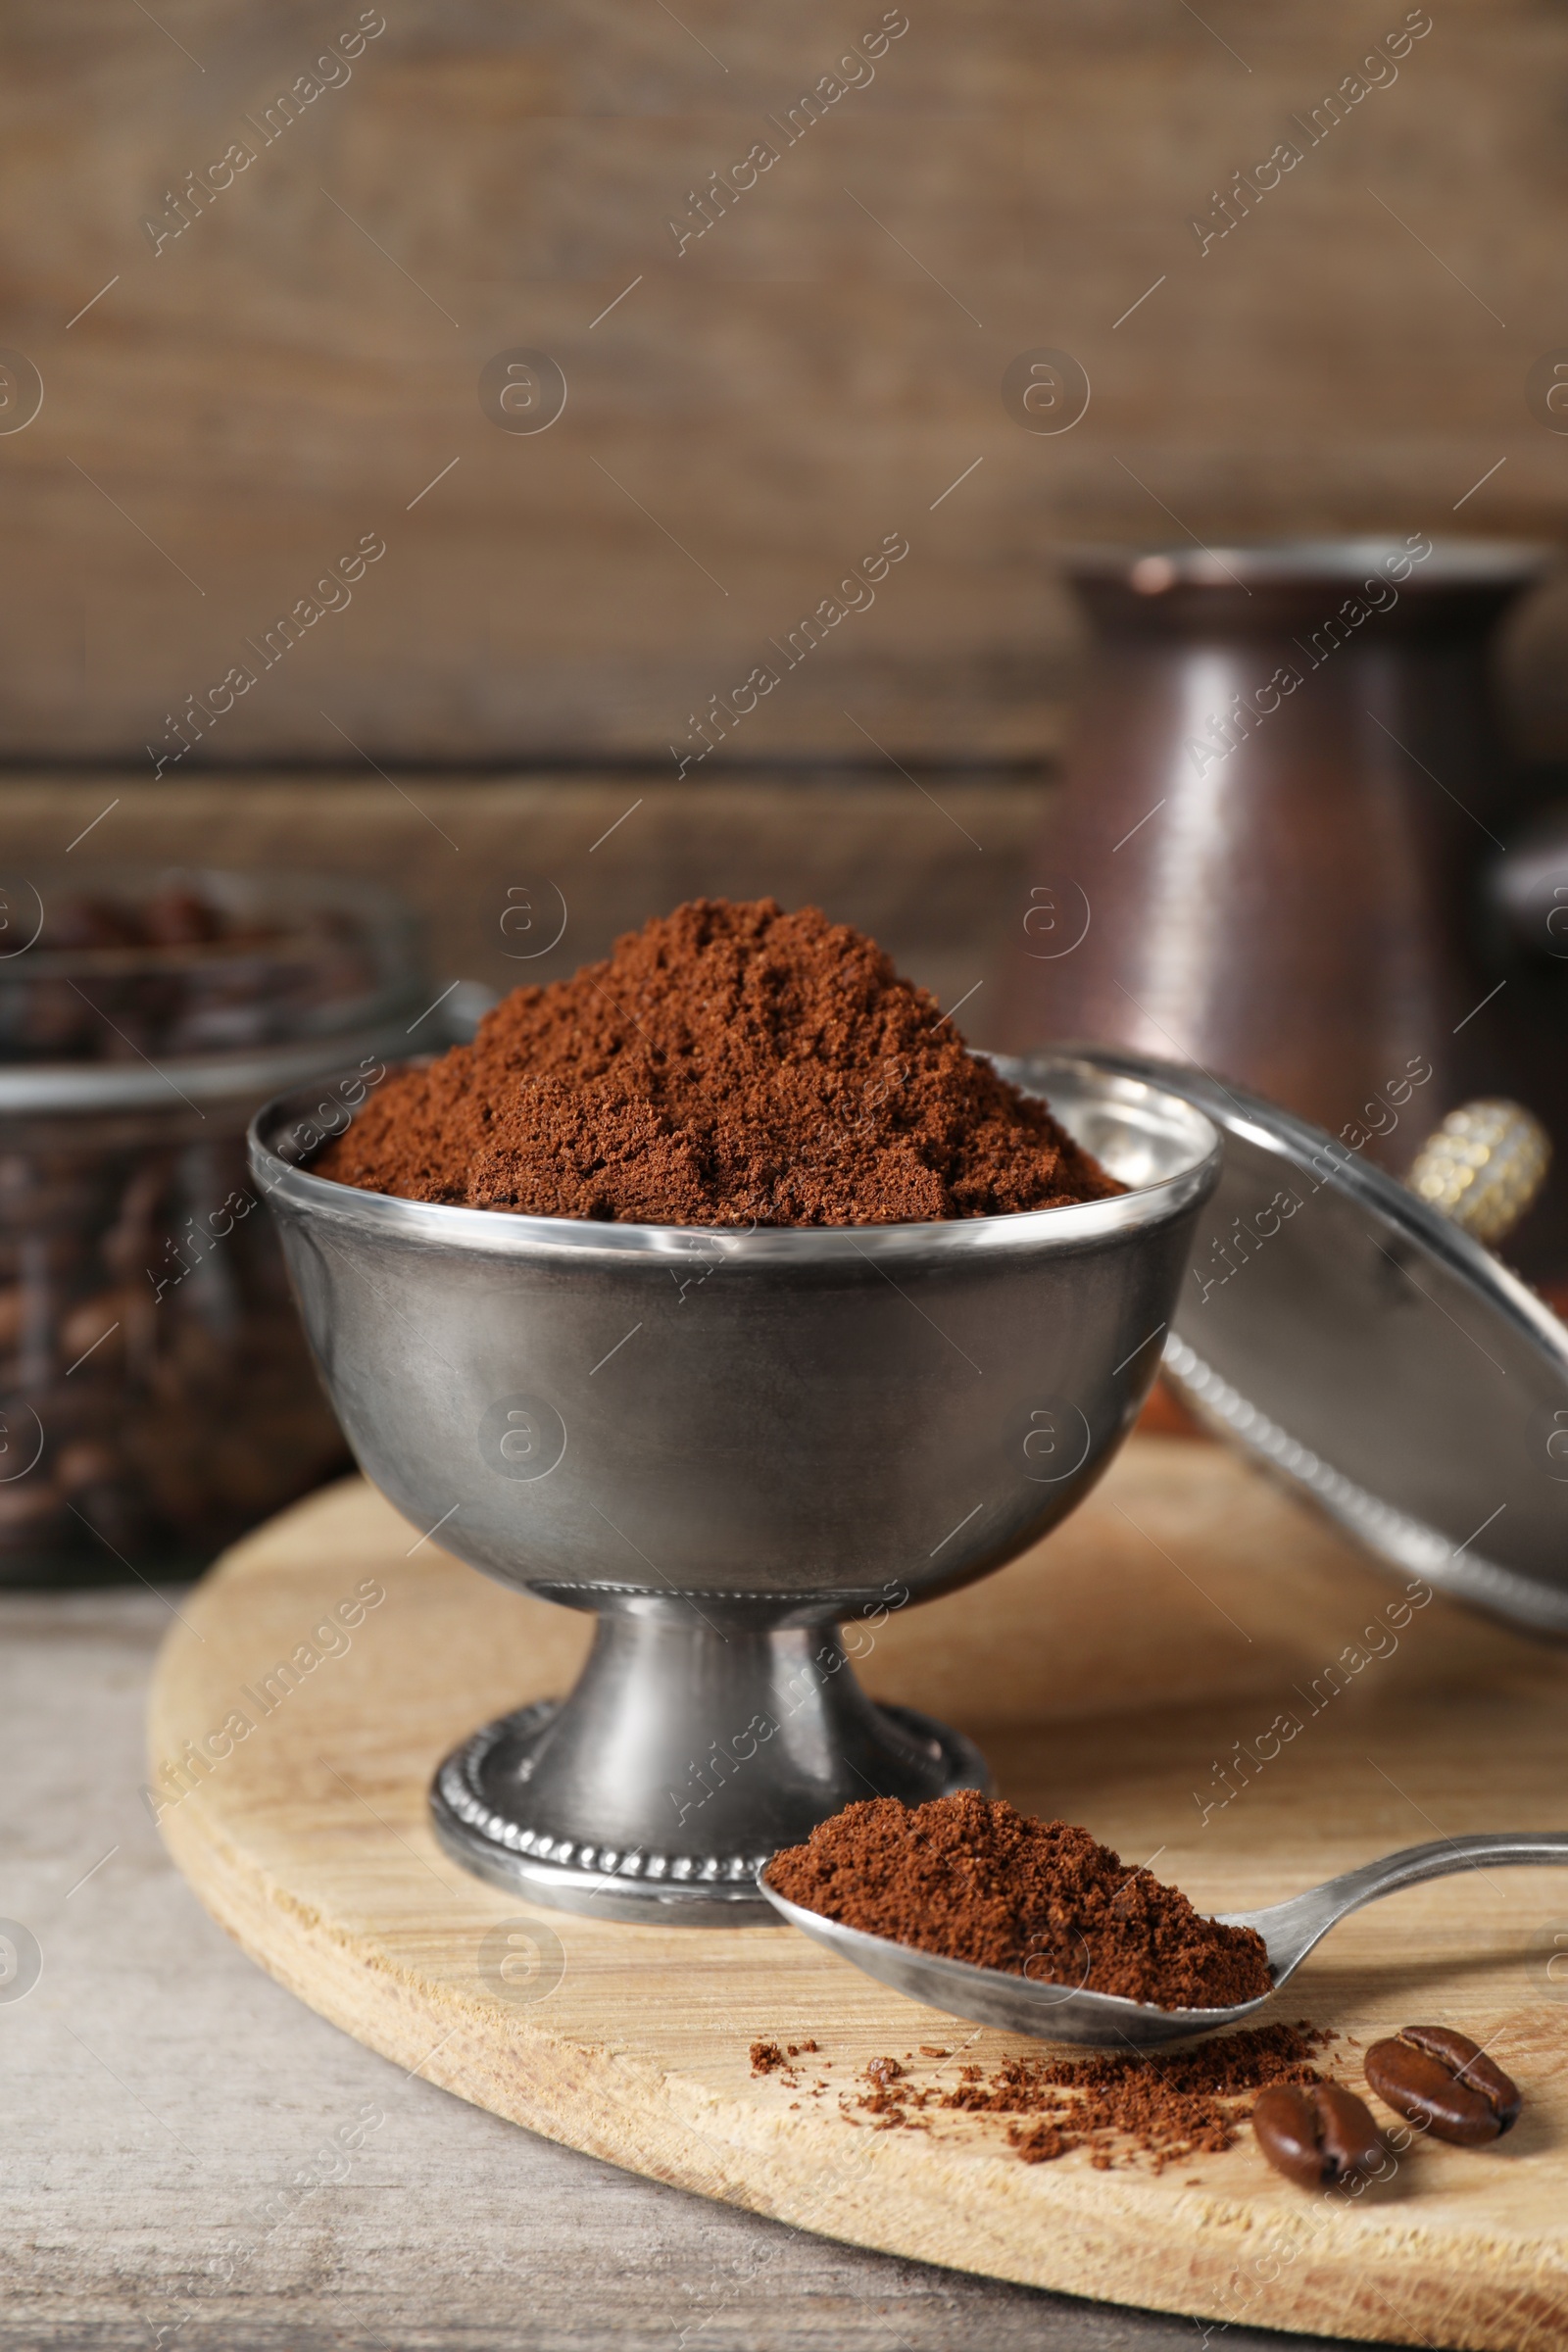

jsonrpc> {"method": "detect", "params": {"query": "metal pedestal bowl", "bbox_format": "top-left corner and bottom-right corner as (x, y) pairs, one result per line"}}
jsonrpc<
(249, 1054), (1219, 1925)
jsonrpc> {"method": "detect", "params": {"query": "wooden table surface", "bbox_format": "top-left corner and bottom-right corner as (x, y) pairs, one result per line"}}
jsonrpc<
(2, 1559), (1439, 2350)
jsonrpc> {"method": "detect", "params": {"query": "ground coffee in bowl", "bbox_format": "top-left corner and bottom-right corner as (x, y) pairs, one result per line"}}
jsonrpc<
(765, 1790), (1273, 2010)
(316, 898), (1119, 1225)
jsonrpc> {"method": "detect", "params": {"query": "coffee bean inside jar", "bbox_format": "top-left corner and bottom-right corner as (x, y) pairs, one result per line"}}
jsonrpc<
(0, 868), (428, 1583)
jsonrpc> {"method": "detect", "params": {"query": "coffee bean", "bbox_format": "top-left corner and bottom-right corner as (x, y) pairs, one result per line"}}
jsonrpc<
(0, 1175), (106, 1234)
(1364, 2026), (1522, 2145)
(59, 1287), (135, 1368)
(39, 896), (142, 952)
(54, 1439), (122, 1494)
(0, 1477), (63, 1540)
(142, 888), (222, 948)
(1251, 2082), (1383, 2187)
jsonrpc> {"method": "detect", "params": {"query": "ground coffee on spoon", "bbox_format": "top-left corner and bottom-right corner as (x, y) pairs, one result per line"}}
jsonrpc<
(765, 1790), (1273, 2009)
(759, 1793), (1327, 2171)
(315, 898), (1118, 1224)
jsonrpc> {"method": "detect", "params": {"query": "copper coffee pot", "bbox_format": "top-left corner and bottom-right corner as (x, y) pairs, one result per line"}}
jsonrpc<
(997, 540), (1556, 1183)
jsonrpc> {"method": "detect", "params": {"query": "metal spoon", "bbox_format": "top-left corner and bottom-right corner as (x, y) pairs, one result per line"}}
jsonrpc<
(758, 1833), (1568, 2048)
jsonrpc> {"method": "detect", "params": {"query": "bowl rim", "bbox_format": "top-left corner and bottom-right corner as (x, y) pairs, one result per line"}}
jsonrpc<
(247, 1051), (1222, 1263)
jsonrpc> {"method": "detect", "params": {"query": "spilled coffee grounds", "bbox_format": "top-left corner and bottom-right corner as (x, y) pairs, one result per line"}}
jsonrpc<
(749, 2038), (817, 2075)
(852, 2024), (1331, 2170)
(765, 1791), (1273, 2010)
(315, 898), (1119, 1225)
(746, 2019), (1332, 2170)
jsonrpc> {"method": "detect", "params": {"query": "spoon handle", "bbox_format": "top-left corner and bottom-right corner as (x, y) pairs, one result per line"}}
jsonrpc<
(1219, 1833), (1568, 1984)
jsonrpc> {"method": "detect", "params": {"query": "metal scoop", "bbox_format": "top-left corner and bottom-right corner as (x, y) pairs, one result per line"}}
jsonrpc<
(759, 1833), (1568, 2048)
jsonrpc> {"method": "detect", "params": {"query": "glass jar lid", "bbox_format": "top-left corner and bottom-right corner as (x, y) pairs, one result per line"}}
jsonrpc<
(0, 868), (428, 1114)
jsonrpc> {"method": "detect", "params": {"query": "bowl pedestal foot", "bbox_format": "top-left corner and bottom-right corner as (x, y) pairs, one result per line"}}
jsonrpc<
(429, 1597), (990, 1924)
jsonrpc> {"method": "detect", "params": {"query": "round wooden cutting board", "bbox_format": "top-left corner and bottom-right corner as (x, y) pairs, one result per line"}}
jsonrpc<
(149, 1436), (1568, 2349)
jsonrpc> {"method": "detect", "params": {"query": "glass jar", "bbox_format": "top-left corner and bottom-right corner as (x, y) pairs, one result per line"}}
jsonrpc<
(0, 869), (427, 1583)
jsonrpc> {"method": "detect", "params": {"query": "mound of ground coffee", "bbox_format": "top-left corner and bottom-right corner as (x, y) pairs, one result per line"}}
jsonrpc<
(315, 898), (1119, 1225)
(765, 1790), (1272, 2011)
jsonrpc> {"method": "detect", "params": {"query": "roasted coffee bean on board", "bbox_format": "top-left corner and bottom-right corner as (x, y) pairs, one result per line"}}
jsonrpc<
(1364, 2026), (1522, 2145)
(1251, 2082), (1383, 2187)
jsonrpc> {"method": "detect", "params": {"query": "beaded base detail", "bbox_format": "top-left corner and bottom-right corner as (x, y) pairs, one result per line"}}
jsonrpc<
(431, 1701), (770, 1890)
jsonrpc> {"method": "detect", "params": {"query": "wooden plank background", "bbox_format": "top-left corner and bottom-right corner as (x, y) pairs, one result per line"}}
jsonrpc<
(2, 0), (1567, 766)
